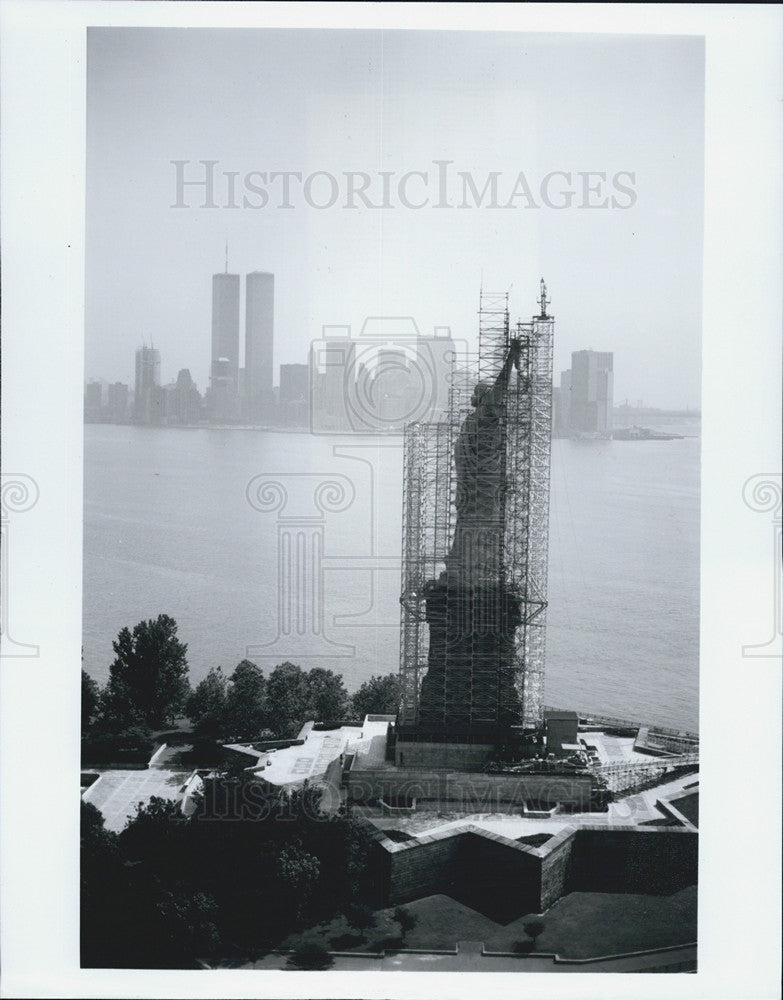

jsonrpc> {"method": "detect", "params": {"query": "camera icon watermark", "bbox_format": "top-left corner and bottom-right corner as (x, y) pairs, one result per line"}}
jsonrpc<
(309, 317), (467, 435)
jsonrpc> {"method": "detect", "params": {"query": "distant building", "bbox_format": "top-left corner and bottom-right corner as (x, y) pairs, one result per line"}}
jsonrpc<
(245, 272), (274, 423)
(415, 328), (456, 422)
(107, 382), (129, 423)
(210, 272), (240, 420)
(279, 362), (309, 426)
(553, 368), (573, 437)
(208, 357), (239, 423)
(167, 369), (202, 425)
(373, 348), (415, 429)
(134, 346), (161, 424)
(310, 336), (356, 431)
(568, 350), (613, 436)
(84, 381), (103, 422)
(153, 386), (168, 425)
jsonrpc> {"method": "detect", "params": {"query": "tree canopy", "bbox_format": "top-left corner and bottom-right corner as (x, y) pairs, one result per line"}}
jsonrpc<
(184, 661), (395, 740)
(186, 666), (228, 737)
(82, 782), (377, 968)
(101, 615), (190, 730)
(351, 673), (400, 719)
(266, 662), (310, 739)
(81, 670), (101, 734)
(224, 659), (267, 737)
(305, 667), (349, 722)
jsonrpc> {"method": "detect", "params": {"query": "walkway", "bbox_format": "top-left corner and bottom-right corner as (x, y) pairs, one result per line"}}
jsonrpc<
(82, 768), (190, 832)
(239, 942), (696, 973)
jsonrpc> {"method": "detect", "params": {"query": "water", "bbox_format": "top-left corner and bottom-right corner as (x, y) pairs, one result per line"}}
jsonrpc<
(83, 421), (700, 732)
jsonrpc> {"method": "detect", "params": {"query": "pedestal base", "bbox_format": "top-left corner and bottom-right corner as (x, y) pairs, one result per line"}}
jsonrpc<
(417, 578), (523, 728)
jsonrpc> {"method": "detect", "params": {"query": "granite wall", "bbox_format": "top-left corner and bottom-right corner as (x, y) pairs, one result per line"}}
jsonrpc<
(375, 823), (697, 915)
(347, 768), (594, 811)
(568, 826), (698, 896)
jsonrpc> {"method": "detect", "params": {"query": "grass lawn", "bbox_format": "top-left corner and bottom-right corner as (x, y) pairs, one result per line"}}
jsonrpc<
(283, 896), (500, 954)
(484, 886), (697, 958)
(284, 887), (697, 960)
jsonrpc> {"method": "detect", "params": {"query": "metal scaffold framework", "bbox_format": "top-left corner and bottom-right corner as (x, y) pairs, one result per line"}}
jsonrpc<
(399, 283), (554, 732)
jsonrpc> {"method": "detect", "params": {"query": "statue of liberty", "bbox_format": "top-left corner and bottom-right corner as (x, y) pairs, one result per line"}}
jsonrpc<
(446, 339), (522, 585)
(418, 339), (524, 730)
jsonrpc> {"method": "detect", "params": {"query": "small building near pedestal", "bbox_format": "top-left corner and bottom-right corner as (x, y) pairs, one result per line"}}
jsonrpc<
(544, 709), (580, 757)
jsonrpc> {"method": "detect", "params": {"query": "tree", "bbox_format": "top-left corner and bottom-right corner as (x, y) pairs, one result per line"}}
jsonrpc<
(351, 673), (400, 719)
(306, 667), (349, 722)
(151, 889), (221, 965)
(275, 840), (321, 925)
(82, 670), (101, 733)
(265, 662), (309, 738)
(120, 796), (191, 875)
(81, 801), (125, 966)
(393, 905), (417, 942)
(101, 615), (190, 730)
(343, 902), (376, 941)
(224, 660), (267, 738)
(186, 666), (228, 736)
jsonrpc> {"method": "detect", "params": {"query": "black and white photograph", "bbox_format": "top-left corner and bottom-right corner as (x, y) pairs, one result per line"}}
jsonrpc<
(0, 4), (780, 999)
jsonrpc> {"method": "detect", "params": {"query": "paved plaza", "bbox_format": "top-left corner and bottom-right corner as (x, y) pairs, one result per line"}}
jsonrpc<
(82, 768), (192, 832)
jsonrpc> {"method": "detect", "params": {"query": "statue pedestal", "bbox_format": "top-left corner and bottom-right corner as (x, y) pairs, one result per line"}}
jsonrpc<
(416, 578), (523, 730)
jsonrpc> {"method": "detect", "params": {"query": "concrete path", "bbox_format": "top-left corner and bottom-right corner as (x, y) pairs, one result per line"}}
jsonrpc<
(239, 943), (696, 973)
(82, 768), (190, 831)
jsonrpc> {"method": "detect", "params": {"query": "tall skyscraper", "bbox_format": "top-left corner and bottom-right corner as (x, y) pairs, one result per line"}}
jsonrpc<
(134, 346), (161, 424)
(211, 273), (240, 381)
(569, 350), (613, 436)
(209, 272), (240, 421)
(245, 271), (274, 422)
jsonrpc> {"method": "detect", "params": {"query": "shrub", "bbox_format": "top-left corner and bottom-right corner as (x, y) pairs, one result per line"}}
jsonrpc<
(343, 902), (376, 940)
(288, 937), (333, 970)
(393, 906), (417, 941)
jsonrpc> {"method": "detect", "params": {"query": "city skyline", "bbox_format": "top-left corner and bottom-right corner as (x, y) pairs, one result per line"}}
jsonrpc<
(85, 264), (691, 416)
(85, 29), (703, 410)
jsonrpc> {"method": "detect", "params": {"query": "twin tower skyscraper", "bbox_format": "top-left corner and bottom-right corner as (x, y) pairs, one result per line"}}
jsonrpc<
(210, 270), (274, 423)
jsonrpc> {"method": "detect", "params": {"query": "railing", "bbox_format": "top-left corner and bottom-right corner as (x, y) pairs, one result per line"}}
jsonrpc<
(543, 706), (699, 741)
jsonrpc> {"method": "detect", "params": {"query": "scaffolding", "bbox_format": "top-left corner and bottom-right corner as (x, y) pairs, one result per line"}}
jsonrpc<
(399, 282), (554, 732)
(588, 752), (700, 795)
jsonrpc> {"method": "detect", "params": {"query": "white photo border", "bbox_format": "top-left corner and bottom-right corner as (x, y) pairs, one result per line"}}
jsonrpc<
(1, 3), (780, 999)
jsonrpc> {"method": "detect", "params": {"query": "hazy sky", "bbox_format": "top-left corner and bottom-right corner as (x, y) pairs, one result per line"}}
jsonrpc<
(86, 29), (703, 408)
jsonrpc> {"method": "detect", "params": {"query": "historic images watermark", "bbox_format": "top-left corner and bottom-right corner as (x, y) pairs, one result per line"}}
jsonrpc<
(0, 474), (40, 658)
(741, 473), (782, 658)
(197, 773), (611, 823)
(171, 160), (637, 211)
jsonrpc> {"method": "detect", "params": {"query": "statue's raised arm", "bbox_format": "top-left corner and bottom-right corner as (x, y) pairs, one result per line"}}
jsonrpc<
(473, 338), (522, 416)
